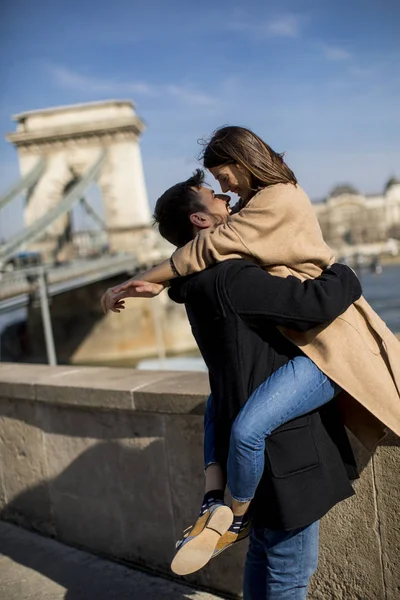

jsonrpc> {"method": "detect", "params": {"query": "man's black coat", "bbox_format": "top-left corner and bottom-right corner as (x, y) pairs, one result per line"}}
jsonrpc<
(169, 260), (361, 530)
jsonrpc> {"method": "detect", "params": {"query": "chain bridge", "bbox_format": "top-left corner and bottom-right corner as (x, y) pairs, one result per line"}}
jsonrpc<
(0, 101), (195, 366)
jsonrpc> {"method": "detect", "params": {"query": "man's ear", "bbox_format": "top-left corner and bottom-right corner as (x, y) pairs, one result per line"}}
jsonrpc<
(189, 212), (212, 229)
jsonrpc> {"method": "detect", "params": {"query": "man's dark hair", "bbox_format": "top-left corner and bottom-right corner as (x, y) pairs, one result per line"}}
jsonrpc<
(153, 169), (206, 247)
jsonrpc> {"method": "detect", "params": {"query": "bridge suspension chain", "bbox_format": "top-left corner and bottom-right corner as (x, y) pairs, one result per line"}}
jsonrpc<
(0, 158), (47, 212)
(0, 150), (107, 264)
(79, 196), (107, 230)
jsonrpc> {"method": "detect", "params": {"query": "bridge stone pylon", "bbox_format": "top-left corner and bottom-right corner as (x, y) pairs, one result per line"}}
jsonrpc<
(6, 100), (152, 255)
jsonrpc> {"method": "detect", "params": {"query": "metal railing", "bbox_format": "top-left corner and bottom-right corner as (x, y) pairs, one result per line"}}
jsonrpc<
(0, 253), (140, 365)
(0, 254), (139, 302)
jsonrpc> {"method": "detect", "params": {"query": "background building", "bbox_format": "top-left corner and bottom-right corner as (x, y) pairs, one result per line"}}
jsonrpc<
(313, 178), (400, 252)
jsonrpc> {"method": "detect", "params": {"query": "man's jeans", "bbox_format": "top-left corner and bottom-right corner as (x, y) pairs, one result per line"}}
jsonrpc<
(243, 522), (320, 600)
(204, 355), (340, 501)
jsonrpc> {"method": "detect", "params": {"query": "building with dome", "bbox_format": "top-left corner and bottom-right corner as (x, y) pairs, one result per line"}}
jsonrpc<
(313, 177), (400, 251)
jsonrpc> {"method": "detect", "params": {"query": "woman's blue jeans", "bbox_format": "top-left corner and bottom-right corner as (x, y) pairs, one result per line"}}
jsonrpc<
(204, 355), (340, 502)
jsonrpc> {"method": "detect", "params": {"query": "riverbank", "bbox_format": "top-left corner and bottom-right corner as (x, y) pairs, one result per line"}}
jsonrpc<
(381, 254), (400, 265)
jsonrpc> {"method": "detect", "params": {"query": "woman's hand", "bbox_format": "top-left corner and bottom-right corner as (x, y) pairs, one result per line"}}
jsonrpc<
(100, 281), (166, 314)
(100, 288), (126, 313)
(112, 279), (166, 298)
(100, 257), (176, 314)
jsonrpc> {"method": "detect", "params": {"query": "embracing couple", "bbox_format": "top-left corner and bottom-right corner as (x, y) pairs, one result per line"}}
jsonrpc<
(101, 126), (400, 600)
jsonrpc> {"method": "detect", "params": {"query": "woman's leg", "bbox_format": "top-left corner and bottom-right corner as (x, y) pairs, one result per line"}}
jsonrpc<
(228, 356), (340, 506)
(171, 393), (232, 576)
(203, 393), (225, 492)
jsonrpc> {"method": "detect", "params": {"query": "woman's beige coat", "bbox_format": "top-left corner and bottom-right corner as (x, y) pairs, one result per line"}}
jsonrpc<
(172, 184), (400, 449)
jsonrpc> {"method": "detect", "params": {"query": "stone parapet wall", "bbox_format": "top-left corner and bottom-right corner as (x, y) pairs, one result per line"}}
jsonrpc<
(0, 363), (398, 599)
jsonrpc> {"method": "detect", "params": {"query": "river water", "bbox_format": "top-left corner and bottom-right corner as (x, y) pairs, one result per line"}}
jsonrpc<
(1, 264), (399, 370)
(358, 264), (400, 333)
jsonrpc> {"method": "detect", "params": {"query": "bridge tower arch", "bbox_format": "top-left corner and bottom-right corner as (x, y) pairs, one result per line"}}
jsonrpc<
(6, 100), (151, 256)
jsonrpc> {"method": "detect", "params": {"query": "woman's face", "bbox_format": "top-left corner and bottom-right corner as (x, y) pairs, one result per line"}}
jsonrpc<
(209, 164), (251, 200)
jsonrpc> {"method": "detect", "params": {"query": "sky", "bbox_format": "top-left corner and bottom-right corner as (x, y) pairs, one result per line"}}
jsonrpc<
(0, 0), (399, 239)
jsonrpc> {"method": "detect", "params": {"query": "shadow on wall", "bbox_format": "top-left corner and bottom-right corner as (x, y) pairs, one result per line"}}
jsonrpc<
(1, 400), (395, 599)
(0, 440), (208, 600)
(0, 400), (242, 598)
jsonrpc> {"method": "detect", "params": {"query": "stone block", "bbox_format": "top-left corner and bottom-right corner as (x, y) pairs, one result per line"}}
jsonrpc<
(41, 405), (176, 568)
(372, 440), (400, 600)
(134, 372), (210, 414)
(0, 397), (53, 533)
(309, 460), (385, 600)
(34, 367), (172, 410)
(0, 455), (6, 511)
(50, 490), (128, 559)
(164, 413), (205, 536)
(116, 434), (177, 570)
(0, 363), (51, 400)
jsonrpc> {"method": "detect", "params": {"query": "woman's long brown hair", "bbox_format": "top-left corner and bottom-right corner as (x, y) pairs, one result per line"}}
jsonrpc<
(201, 126), (297, 195)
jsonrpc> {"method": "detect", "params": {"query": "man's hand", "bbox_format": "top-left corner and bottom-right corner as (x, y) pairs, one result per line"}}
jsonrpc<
(100, 281), (166, 314)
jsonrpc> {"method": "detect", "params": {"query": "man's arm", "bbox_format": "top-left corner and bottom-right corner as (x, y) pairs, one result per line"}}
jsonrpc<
(226, 263), (362, 333)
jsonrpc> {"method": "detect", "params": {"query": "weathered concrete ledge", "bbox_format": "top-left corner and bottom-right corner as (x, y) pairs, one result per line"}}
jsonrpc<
(0, 363), (399, 599)
(0, 362), (209, 413)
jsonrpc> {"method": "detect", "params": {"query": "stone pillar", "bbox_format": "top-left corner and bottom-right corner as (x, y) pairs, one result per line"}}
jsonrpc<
(99, 138), (150, 228)
(99, 136), (152, 253)
(6, 100), (152, 256)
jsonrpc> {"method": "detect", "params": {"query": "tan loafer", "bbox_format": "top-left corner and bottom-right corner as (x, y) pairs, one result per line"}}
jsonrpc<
(171, 504), (233, 575)
(212, 518), (252, 558)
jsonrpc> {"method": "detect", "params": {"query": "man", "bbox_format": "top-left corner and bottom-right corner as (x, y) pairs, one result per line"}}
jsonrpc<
(102, 171), (361, 599)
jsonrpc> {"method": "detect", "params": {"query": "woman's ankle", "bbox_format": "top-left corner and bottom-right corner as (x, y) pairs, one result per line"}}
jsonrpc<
(205, 463), (225, 492)
(231, 499), (251, 516)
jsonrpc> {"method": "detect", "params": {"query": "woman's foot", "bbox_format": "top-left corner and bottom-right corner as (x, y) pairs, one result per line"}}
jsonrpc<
(171, 493), (233, 576)
(212, 513), (252, 558)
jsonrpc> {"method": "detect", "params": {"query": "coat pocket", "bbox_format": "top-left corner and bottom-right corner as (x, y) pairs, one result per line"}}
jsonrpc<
(265, 415), (320, 478)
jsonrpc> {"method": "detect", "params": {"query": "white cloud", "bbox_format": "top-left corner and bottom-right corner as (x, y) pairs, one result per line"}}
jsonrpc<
(266, 14), (302, 38)
(49, 66), (220, 108)
(348, 65), (375, 78)
(324, 46), (351, 61)
(165, 84), (219, 107)
(50, 66), (157, 97)
(228, 12), (303, 38)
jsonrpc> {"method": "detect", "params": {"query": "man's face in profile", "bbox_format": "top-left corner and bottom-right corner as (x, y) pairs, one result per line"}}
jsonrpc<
(191, 186), (231, 226)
